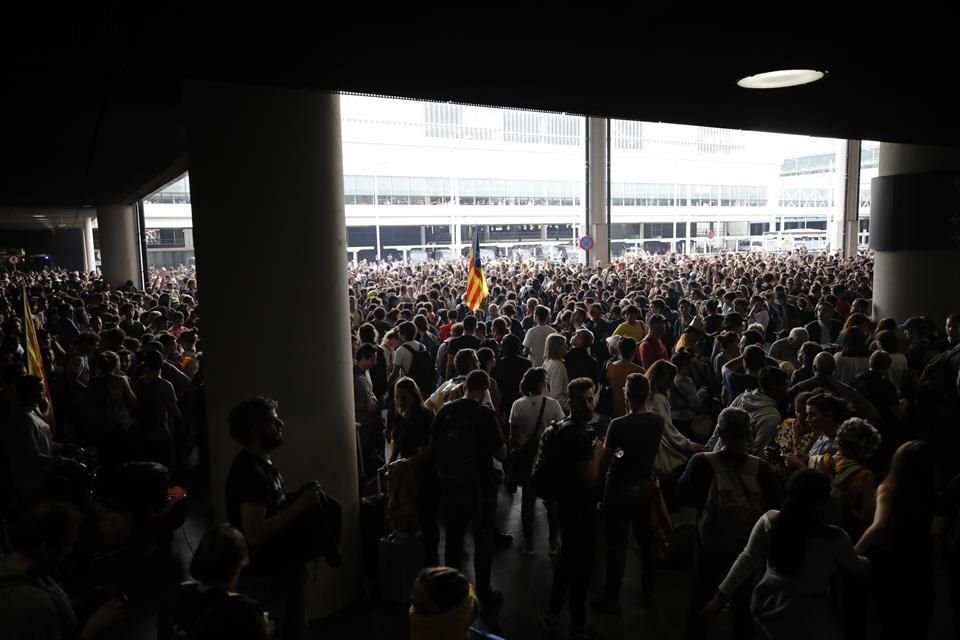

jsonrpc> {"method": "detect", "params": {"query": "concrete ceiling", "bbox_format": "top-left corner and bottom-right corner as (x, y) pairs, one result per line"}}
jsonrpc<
(0, 208), (94, 231)
(0, 18), (957, 218)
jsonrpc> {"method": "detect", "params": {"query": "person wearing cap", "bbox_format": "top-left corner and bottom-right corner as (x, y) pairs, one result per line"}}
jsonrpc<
(674, 317), (706, 353)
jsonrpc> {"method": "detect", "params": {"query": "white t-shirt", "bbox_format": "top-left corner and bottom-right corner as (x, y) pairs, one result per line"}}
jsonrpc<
(749, 309), (770, 332)
(393, 340), (423, 376)
(886, 352), (909, 392)
(523, 325), (555, 367)
(509, 394), (566, 444)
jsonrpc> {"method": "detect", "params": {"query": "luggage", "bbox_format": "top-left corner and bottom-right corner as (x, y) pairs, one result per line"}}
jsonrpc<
(377, 530), (424, 603)
(277, 483), (343, 566)
(360, 470), (387, 589)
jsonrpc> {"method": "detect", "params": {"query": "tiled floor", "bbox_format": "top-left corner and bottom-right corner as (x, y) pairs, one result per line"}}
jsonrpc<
(98, 477), (956, 640)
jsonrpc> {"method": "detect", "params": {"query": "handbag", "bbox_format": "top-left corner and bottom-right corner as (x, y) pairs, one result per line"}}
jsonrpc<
(506, 397), (547, 491)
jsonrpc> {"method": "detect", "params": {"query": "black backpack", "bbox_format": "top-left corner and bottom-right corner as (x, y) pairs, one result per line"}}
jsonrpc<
(531, 419), (568, 500)
(433, 400), (479, 488)
(402, 343), (437, 395)
(920, 343), (960, 408)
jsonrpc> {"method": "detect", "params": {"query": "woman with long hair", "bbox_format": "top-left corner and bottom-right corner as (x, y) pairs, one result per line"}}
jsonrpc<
(856, 441), (938, 640)
(703, 470), (869, 639)
(646, 360), (705, 474)
(840, 313), (875, 342)
(668, 349), (706, 439)
(542, 333), (571, 414)
(392, 377), (441, 566)
(834, 326), (870, 384)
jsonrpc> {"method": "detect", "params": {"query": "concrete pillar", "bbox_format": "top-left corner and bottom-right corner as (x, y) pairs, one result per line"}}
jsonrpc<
(586, 117), (610, 265)
(872, 143), (960, 323)
(841, 140), (861, 257)
(183, 228), (195, 251)
(183, 83), (358, 617)
(82, 214), (97, 274)
(96, 204), (142, 288)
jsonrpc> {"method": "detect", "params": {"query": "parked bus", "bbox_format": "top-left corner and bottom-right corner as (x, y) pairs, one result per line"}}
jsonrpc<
(761, 228), (829, 253)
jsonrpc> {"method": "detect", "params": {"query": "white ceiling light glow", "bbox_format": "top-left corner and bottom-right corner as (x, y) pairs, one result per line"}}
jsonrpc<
(737, 69), (825, 89)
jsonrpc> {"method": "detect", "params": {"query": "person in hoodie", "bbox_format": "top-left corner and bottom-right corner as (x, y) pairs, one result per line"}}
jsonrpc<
(707, 367), (790, 455)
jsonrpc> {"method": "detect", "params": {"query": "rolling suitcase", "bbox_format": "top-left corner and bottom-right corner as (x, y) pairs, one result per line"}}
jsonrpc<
(377, 529), (424, 603)
(360, 468), (387, 591)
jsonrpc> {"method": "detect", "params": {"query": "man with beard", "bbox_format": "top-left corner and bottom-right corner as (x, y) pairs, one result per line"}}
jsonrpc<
(225, 397), (328, 640)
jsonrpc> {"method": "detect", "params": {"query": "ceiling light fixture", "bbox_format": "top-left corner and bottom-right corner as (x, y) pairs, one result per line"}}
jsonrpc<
(737, 69), (825, 89)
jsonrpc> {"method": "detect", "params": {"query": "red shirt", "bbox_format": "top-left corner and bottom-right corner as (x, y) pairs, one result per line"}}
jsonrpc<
(639, 336), (669, 370)
(439, 322), (453, 341)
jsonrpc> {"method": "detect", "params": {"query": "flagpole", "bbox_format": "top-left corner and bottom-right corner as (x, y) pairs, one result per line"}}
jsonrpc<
(22, 285), (56, 434)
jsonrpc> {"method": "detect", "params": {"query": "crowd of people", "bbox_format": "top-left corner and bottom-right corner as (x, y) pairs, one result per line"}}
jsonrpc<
(347, 250), (960, 640)
(3, 250), (960, 639)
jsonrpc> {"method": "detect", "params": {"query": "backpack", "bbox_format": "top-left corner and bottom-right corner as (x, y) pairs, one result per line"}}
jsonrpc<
(919, 343), (960, 409)
(827, 462), (865, 537)
(402, 343), (437, 395)
(531, 418), (569, 500)
(698, 453), (764, 554)
(433, 400), (479, 488)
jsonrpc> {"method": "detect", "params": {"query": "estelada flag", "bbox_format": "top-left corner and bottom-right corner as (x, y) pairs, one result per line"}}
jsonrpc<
(22, 286), (55, 433)
(465, 230), (489, 311)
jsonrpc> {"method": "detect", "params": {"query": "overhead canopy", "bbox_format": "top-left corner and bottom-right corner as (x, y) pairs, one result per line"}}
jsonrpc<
(1, 21), (956, 210)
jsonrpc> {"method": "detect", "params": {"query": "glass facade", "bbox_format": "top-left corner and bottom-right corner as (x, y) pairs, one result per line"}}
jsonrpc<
(144, 95), (879, 264)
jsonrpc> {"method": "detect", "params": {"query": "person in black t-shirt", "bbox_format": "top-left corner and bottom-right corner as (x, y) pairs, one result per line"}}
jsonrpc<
(391, 377), (441, 565)
(445, 315), (482, 378)
(493, 334), (532, 424)
(429, 370), (507, 607)
(593, 373), (665, 613)
(165, 524), (268, 640)
(564, 328), (599, 385)
(540, 378), (604, 639)
(224, 397), (324, 640)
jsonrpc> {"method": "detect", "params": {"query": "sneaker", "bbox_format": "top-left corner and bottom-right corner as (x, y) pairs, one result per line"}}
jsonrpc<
(590, 596), (621, 615)
(538, 609), (559, 633)
(549, 540), (561, 556)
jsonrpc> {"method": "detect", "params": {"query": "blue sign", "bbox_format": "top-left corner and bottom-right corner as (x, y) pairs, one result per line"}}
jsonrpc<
(579, 235), (594, 251)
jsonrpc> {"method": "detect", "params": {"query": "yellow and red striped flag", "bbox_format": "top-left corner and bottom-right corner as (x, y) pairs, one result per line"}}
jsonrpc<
(22, 286), (55, 432)
(465, 230), (489, 311)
